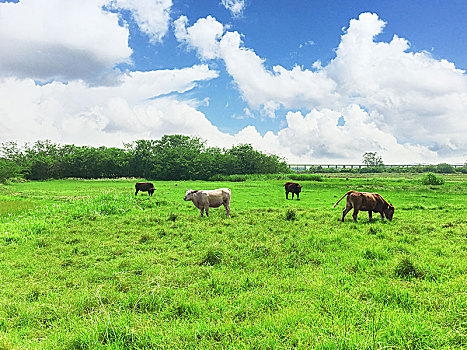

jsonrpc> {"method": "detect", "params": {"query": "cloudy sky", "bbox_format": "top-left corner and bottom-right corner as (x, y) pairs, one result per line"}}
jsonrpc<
(1, 0), (466, 164)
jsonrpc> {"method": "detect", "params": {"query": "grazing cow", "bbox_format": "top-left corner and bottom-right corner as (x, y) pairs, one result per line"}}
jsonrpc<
(333, 190), (394, 222)
(284, 182), (302, 200)
(184, 188), (231, 217)
(135, 182), (155, 196)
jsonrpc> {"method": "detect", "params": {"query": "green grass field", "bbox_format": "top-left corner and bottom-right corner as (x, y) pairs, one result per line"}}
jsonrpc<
(0, 175), (466, 349)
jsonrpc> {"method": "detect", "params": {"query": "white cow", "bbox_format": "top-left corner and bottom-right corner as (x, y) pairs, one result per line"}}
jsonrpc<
(184, 188), (231, 217)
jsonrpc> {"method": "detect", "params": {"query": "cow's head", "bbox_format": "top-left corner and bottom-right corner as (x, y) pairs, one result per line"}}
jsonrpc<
(384, 203), (395, 221)
(297, 185), (302, 193)
(184, 189), (198, 201)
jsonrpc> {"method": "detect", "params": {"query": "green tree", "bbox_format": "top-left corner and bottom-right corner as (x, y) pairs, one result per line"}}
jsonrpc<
(435, 163), (455, 173)
(362, 152), (384, 167)
(0, 158), (19, 183)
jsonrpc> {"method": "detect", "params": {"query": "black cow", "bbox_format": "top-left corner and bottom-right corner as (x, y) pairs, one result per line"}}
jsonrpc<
(135, 182), (155, 196)
(284, 182), (301, 200)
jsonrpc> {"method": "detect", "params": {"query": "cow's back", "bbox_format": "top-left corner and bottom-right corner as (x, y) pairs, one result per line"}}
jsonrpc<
(136, 182), (154, 190)
(197, 188), (231, 208)
(285, 182), (300, 192)
(348, 191), (378, 210)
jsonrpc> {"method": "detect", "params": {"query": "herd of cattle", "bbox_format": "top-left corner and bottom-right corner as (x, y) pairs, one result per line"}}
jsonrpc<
(135, 181), (395, 222)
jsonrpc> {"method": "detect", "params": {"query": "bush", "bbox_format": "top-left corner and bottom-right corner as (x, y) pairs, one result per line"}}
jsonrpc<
(421, 173), (445, 185)
(435, 163), (456, 173)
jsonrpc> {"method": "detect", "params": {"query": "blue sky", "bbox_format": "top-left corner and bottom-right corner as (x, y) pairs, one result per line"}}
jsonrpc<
(1, 0), (466, 163)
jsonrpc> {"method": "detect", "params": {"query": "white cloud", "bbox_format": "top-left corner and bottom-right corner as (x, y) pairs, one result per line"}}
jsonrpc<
(220, 30), (339, 114)
(273, 107), (438, 163)
(326, 12), (467, 158)
(221, 0), (246, 18)
(175, 17), (338, 115)
(174, 15), (225, 60)
(174, 12), (467, 162)
(0, 65), (219, 146)
(1, 4), (466, 164)
(110, 0), (172, 43)
(0, 0), (132, 84)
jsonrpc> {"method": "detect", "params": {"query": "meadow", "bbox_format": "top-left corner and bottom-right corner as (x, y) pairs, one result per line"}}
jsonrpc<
(0, 174), (465, 349)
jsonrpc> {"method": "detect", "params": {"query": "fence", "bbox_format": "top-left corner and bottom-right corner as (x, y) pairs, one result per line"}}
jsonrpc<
(287, 164), (465, 171)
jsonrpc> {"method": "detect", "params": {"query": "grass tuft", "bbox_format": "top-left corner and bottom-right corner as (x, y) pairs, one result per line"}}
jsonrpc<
(201, 247), (224, 266)
(394, 257), (423, 279)
(167, 212), (178, 222)
(138, 233), (152, 244)
(285, 208), (297, 221)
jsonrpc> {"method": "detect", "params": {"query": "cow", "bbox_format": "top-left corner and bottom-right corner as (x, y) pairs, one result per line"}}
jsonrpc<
(135, 182), (155, 196)
(284, 182), (301, 200)
(332, 190), (394, 222)
(184, 188), (231, 217)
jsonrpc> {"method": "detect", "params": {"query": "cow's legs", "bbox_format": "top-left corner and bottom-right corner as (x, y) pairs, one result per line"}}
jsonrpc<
(205, 207), (209, 217)
(224, 203), (230, 217)
(135, 189), (139, 196)
(380, 212), (385, 221)
(296, 192), (300, 200)
(341, 206), (351, 222)
(200, 208), (204, 217)
(352, 209), (359, 222)
(368, 211), (373, 221)
(291, 192), (295, 199)
(286, 191), (289, 199)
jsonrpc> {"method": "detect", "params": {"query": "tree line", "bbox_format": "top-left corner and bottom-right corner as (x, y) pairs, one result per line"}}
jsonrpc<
(0, 135), (290, 182)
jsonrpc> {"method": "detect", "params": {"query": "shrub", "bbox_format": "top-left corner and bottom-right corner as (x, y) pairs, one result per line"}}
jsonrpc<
(421, 173), (444, 185)
(435, 163), (455, 173)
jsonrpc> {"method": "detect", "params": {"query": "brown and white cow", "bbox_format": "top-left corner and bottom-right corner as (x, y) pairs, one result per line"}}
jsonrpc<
(184, 188), (231, 217)
(333, 190), (394, 222)
(135, 182), (155, 196)
(284, 182), (301, 200)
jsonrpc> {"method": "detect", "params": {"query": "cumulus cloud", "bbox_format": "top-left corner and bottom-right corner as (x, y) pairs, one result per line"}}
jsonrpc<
(110, 0), (172, 43)
(174, 12), (467, 162)
(219, 31), (339, 115)
(175, 16), (338, 116)
(326, 12), (467, 158)
(1, 4), (466, 163)
(273, 107), (438, 163)
(0, 0), (132, 84)
(221, 0), (246, 18)
(174, 15), (224, 60)
(0, 65), (219, 146)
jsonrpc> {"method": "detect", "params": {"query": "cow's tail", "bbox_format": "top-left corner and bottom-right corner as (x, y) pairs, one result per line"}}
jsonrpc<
(332, 191), (352, 208)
